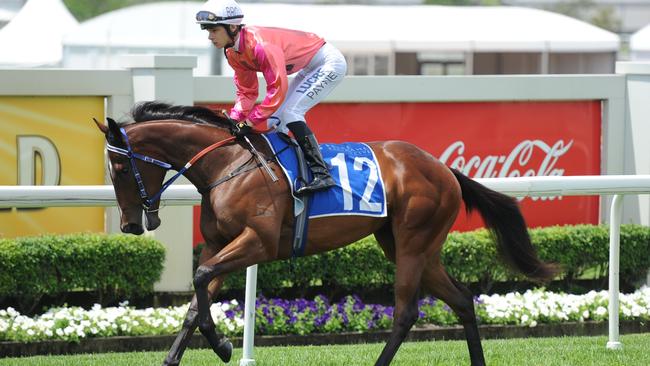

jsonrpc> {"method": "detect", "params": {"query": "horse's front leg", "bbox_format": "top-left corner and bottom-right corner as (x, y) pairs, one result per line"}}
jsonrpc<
(194, 228), (272, 363)
(163, 277), (225, 366)
(164, 241), (225, 366)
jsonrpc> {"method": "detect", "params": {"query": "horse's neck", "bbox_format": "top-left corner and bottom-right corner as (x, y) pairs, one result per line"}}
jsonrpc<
(131, 121), (239, 188)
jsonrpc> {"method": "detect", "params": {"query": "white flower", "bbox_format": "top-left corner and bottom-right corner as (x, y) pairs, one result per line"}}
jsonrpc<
(0, 286), (648, 343)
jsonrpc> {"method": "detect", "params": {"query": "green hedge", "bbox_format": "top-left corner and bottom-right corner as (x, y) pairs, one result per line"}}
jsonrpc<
(0, 233), (165, 300)
(198, 224), (650, 293)
(2, 224), (647, 304)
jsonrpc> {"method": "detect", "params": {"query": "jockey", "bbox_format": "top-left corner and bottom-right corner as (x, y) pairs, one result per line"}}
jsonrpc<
(196, 0), (347, 195)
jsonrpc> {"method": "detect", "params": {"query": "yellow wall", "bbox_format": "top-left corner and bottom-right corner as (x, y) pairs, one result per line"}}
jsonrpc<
(0, 97), (105, 237)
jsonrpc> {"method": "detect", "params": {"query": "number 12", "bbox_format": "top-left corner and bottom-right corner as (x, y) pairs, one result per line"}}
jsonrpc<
(330, 153), (382, 213)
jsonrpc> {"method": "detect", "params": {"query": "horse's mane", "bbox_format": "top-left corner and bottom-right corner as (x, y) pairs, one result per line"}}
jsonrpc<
(129, 101), (232, 129)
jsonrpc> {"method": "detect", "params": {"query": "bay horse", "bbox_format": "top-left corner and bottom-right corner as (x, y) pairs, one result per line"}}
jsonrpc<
(94, 101), (556, 366)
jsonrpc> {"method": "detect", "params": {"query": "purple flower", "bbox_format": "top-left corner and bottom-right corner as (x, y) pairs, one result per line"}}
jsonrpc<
(418, 296), (437, 307)
(352, 294), (364, 310)
(314, 312), (331, 327)
(342, 313), (349, 325)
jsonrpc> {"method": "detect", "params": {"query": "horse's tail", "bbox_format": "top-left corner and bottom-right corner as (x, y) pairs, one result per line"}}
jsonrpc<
(450, 168), (557, 282)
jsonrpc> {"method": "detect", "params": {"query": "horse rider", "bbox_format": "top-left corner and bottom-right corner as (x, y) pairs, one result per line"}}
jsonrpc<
(195, 0), (348, 195)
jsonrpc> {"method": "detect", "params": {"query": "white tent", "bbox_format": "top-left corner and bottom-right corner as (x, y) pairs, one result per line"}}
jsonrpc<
(0, 8), (16, 26)
(62, 2), (213, 75)
(630, 23), (650, 60)
(61, 2), (619, 75)
(243, 4), (619, 53)
(0, 0), (78, 67)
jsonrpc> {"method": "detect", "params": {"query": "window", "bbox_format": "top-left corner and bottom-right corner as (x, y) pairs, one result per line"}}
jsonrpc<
(418, 52), (466, 75)
(344, 53), (394, 75)
(374, 55), (390, 75)
(352, 54), (369, 75)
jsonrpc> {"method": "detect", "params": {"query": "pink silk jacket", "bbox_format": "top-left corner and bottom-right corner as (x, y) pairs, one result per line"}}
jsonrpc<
(226, 26), (326, 125)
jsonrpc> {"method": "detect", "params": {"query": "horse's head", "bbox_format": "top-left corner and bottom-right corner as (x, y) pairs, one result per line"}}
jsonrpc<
(94, 117), (165, 235)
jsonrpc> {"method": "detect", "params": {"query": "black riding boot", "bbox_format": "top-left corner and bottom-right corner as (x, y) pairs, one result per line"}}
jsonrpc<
(287, 121), (335, 195)
(296, 134), (336, 194)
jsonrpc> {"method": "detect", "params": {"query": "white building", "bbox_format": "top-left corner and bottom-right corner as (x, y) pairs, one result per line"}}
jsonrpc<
(504, 0), (650, 35)
(61, 2), (620, 75)
(62, 2), (216, 75)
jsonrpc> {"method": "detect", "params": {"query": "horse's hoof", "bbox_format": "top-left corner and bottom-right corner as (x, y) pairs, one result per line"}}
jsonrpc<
(215, 338), (233, 363)
(162, 357), (179, 366)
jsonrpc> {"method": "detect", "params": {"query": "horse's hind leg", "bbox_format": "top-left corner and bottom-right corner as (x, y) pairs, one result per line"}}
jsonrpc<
(375, 250), (425, 366)
(375, 215), (443, 365)
(421, 262), (486, 366)
(163, 276), (226, 366)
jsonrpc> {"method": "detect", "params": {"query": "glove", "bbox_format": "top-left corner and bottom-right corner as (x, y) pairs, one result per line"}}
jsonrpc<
(231, 121), (253, 139)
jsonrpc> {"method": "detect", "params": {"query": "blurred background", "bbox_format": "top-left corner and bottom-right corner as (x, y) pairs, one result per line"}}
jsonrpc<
(2, 0), (649, 76)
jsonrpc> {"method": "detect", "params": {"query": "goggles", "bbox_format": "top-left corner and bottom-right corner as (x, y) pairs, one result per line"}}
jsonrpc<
(195, 10), (243, 23)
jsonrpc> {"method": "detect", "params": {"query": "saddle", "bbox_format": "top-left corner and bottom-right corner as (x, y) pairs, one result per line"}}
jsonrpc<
(261, 132), (387, 257)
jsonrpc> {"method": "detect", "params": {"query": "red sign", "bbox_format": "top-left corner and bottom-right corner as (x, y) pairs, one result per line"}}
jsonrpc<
(195, 101), (601, 245)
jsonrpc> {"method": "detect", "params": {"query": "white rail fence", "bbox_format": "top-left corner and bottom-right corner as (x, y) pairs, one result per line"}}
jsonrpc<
(2, 175), (650, 365)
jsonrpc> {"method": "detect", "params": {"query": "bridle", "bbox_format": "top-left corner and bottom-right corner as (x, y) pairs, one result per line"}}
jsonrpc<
(106, 127), (236, 213)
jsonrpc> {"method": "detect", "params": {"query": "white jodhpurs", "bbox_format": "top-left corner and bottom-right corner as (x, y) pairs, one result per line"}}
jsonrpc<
(269, 42), (347, 133)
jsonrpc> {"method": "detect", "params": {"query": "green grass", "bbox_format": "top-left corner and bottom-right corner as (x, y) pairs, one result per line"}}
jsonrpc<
(3, 333), (649, 365)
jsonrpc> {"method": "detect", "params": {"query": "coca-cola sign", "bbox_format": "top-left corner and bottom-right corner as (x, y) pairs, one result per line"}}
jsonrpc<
(308, 101), (601, 232)
(196, 101), (601, 245)
(440, 139), (573, 178)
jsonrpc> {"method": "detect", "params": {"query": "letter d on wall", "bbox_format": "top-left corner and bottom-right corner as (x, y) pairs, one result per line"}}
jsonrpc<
(17, 135), (61, 186)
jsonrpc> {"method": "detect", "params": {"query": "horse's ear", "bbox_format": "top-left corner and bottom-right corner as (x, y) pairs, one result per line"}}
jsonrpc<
(107, 117), (118, 128)
(93, 117), (108, 134)
(105, 117), (123, 146)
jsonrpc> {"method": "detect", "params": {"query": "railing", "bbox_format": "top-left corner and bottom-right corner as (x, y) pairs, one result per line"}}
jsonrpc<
(2, 175), (650, 365)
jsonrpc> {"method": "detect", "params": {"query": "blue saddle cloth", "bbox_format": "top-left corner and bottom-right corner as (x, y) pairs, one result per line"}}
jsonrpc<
(262, 132), (387, 218)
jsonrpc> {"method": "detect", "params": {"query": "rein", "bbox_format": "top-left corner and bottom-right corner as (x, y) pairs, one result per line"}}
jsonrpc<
(107, 127), (236, 212)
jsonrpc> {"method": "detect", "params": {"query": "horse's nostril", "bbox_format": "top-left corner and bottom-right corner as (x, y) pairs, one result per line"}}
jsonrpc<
(122, 223), (144, 235)
(145, 213), (161, 231)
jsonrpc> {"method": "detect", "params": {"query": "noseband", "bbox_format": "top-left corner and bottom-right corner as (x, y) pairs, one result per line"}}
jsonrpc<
(106, 127), (235, 212)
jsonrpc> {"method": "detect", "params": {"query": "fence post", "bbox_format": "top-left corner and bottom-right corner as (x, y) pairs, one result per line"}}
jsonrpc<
(607, 194), (623, 350)
(615, 61), (650, 228)
(121, 55), (197, 292)
(240, 264), (258, 366)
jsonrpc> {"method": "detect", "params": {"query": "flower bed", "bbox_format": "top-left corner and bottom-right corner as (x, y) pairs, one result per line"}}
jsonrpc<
(1, 287), (649, 343)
